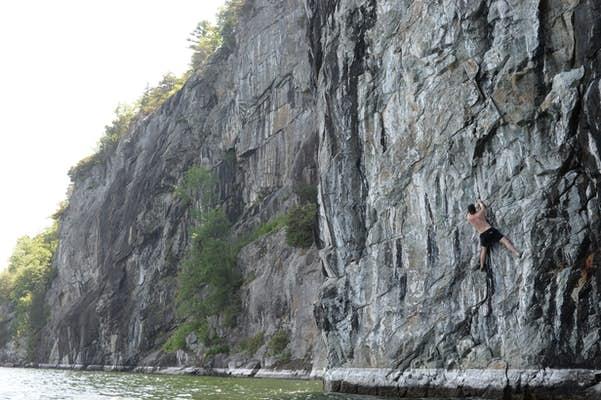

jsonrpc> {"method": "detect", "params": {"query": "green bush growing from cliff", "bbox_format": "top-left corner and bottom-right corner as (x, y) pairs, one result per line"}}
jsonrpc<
(286, 203), (317, 248)
(267, 329), (290, 356)
(176, 208), (241, 322)
(284, 183), (318, 248)
(239, 331), (264, 355)
(295, 183), (318, 205)
(138, 73), (185, 116)
(237, 214), (288, 249)
(168, 167), (243, 352)
(174, 166), (217, 207)
(0, 222), (59, 358)
(162, 320), (208, 353)
(168, 165), (298, 354)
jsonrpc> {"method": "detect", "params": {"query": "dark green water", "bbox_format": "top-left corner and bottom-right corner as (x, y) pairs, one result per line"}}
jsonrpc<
(0, 367), (483, 399)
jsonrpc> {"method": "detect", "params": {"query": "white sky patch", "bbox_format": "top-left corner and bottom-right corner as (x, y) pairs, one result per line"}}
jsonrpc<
(0, 0), (226, 268)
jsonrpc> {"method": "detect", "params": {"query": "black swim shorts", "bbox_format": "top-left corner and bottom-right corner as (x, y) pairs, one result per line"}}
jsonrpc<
(480, 227), (504, 248)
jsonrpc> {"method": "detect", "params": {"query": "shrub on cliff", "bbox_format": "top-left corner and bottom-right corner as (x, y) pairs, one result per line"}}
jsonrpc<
(176, 208), (241, 321)
(286, 203), (317, 248)
(239, 331), (264, 355)
(0, 221), (58, 358)
(188, 0), (246, 71)
(174, 166), (217, 207)
(267, 329), (290, 356)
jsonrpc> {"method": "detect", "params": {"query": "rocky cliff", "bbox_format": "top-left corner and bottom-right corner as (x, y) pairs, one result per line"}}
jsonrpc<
(310, 0), (601, 397)
(33, 0), (323, 374)
(2, 0), (601, 398)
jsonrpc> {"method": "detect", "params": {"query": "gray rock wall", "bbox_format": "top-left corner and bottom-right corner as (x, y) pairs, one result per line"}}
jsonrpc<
(34, 0), (322, 371)
(2, 0), (601, 396)
(311, 0), (601, 375)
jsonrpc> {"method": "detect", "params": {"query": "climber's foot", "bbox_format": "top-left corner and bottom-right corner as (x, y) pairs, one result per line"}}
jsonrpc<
(472, 261), (485, 271)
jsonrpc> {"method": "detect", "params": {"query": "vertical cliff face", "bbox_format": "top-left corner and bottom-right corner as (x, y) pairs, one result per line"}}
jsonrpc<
(35, 0), (322, 370)
(312, 0), (601, 374)
(2, 0), (601, 395)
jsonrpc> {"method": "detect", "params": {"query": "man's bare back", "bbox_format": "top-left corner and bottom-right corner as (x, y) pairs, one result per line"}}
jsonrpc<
(466, 199), (521, 269)
(466, 203), (491, 233)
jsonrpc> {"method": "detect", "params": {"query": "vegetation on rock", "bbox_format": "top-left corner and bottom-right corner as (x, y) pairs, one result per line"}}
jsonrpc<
(268, 329), (290, 356)
(239, 331), (264, 355)
(0, 221), (59, 359)
(166, 166), (303, 355)
(285, 184), (318, 248)
(69, 0), (247, 180)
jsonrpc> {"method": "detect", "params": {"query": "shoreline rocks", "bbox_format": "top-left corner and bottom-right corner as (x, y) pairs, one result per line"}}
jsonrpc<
(324, 368), (601, 399)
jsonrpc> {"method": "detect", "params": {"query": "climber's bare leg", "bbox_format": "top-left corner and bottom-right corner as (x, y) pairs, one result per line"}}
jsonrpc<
(500, 237), (520, 257)
(480, 247), (488, 270)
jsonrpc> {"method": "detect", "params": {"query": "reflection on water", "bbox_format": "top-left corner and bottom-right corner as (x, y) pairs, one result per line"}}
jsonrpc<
(0, 367), (483, 400)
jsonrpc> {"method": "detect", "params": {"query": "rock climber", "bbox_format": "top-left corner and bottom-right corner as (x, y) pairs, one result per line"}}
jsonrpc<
(466, 199), (521, 270)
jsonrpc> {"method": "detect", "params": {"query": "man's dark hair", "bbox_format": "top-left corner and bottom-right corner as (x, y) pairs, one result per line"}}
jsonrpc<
(467, 204), (477, 214)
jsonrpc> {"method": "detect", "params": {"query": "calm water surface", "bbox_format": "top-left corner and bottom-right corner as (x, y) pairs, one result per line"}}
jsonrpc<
(0, 367), (482, 400)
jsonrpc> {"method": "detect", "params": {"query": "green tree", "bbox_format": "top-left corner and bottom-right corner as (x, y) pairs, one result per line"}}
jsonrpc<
(217, 0), (245, 50)
(138, 73), (185, 116)
(188, 21), (222, 71)
(0, 221), (58, 358)
(99, 103), (137, 153)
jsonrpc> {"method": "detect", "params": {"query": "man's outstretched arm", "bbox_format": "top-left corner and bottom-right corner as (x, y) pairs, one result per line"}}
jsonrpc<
(477, 199), (487, 216)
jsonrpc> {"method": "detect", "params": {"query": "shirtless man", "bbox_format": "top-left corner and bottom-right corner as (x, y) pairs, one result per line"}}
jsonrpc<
(467, 199), (520, 270)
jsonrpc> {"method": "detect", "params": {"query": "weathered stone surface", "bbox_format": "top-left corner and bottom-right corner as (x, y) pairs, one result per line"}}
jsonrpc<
(309, 0), (601, 396)
(2, 0), (601, 397)
(324, 367), (601, 399)
(12, 0), (322, 374)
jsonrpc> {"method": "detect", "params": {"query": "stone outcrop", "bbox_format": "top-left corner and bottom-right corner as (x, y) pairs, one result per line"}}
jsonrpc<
(2, 0), (601, 398)
(29, 0), (322, 375)
(309, 0), (601, 397)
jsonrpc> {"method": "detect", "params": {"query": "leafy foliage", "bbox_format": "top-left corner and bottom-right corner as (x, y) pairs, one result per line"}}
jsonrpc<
(205, 344), (230, 357)
(239, 331), (264, 355)
(162, 321), (208, 353)
(295, 184), (318, 205)
(174, 166), (217, 207)
(237, 213), (288, 249)
(284, 183), (318, 248)
(166, 164), (296, 354)
(175, 208), (242, 323)
(188, 0), (246, 70)
(0, 222), (59, 358)
(286, 203), (317, 248)
(166, 168), (243, 353)
(138, 73), (185, 116)
(216, 0), (246, 50)
(268, 329), (290, 356)
(188, 21), (222, 71)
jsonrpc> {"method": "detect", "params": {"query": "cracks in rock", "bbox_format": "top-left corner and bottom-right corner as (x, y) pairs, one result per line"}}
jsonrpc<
(388, 327), (436, 377)
(503, 362), (511, 400)
(471, 120), (500, 166)
(378, 112), (387, 153)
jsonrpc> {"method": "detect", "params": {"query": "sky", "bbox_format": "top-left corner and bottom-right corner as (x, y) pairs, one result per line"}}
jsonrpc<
(0, 0), (226, 269)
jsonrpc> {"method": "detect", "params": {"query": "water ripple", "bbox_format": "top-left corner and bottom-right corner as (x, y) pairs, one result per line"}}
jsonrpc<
(0, 367), (482, 400)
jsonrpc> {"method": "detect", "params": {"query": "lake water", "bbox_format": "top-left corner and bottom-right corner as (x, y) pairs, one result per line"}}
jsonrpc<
(0, 367), (482, 400)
